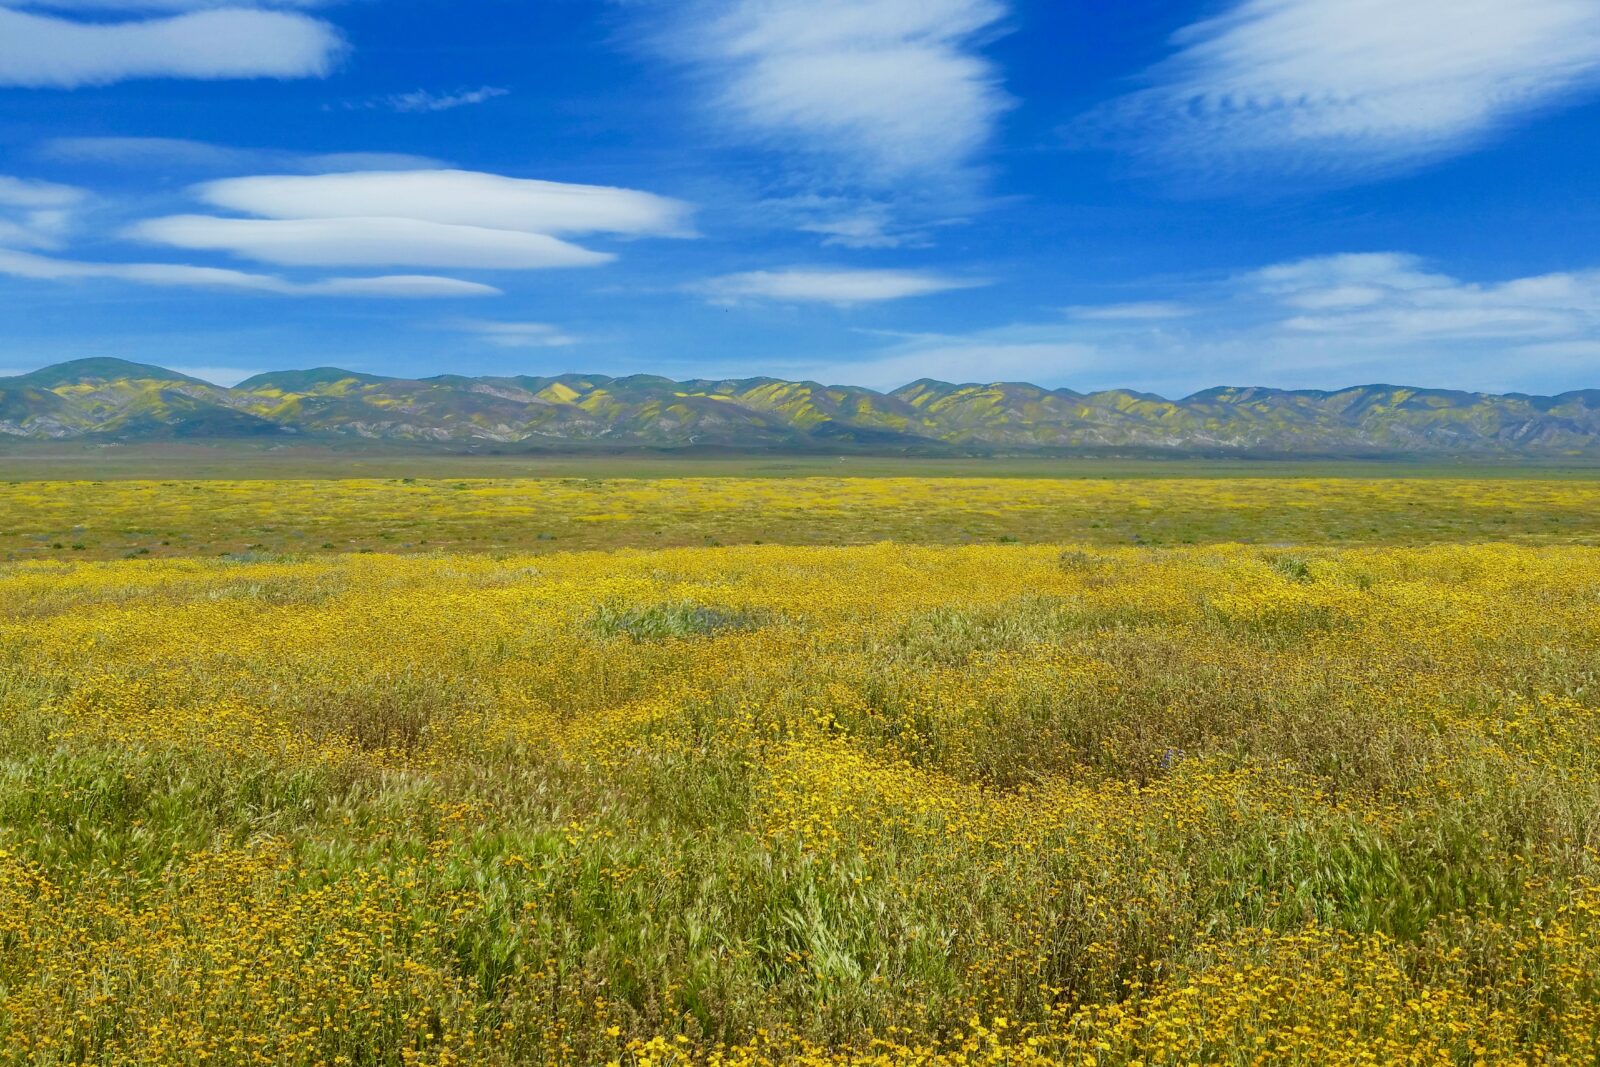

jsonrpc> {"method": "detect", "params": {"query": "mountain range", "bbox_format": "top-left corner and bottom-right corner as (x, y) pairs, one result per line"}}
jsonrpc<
(3, 357), (1600, 458)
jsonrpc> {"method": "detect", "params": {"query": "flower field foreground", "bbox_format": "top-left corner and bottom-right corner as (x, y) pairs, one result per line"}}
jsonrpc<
(3, 541), (1600, 1064)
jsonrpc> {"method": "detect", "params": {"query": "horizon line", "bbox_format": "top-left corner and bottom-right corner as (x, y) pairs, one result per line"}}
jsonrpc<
(4, 356), (1599, 406)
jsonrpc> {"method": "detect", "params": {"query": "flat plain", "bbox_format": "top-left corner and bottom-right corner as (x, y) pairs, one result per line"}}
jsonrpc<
(2, 460), (1599, 1065)
(5, 464), (1600, 562)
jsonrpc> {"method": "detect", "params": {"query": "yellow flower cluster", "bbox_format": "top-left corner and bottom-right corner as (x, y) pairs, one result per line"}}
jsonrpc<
(2, 537), (1600, 1063)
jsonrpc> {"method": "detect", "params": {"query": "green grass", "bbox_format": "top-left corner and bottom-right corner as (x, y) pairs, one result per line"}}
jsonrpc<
(5, 470), (1600, 563)
(4, 438), (1600, 481)
(591, 601), (771, 642)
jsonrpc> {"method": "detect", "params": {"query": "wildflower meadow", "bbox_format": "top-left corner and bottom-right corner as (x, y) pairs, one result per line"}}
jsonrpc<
(2, 475), (1599, 1064)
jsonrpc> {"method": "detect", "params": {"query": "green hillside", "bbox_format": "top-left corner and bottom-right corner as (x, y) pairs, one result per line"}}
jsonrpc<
(3, 360), (1599, 456)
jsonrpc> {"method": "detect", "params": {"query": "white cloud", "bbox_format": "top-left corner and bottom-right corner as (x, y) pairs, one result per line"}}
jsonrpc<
(1252, 252), (1453, 295)
(311, 275), (501, 298)
(893, 252), (1600, 395)
(759, 194), (934, 249)
(1066, 301), (1192, 321)
(1, 165), (686, 288)
(127, 215), (615, 269)
(798, 213), (903, 249)
(0, 175), (86, 250)
(1249, 252), (1600, 340)
(662, 0), (1010, 188)
(40, 137), (446, 173)
(454, 321), (580, 348)
(119, 169), (693, 271)
(373, 86), (510, 114)
(701, 267), (988, 305)
(0, 6), (343, 88)
(1093, 0), (1600, 184)
(0, 210), (73, 250)
(0, 247), (499, 297)
(0, 175), (85, 208)
(195, 170), (695, 238)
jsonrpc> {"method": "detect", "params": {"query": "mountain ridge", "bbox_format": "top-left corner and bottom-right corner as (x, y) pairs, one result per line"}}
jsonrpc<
(4, 357), (1600, 457)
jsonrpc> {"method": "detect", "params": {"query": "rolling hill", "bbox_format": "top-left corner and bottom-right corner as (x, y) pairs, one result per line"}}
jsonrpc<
(3, 357), (1599, 457)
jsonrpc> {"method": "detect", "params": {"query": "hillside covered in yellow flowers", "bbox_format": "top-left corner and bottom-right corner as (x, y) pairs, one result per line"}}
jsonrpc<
(7, 357), (1600, 457)
(3, 475), (1600, 1065)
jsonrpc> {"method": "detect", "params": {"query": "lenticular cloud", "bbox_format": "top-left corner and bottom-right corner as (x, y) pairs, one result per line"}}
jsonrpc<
(126, 170), (697, 272)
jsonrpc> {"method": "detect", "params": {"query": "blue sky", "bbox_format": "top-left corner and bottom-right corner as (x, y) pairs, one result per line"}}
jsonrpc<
(4, 0), (1600, 396)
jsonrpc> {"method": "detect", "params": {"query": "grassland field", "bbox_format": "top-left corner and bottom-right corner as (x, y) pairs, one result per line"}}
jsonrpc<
(6, 470), (1600, 562)
(2, 460), (1600, 1065)
(7, 440), (1600, 481)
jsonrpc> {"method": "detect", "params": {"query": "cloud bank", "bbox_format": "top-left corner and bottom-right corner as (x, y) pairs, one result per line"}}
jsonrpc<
(0, 5), (344, 88)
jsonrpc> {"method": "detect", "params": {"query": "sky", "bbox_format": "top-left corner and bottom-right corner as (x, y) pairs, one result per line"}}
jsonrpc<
(4, 0), (1600, 397)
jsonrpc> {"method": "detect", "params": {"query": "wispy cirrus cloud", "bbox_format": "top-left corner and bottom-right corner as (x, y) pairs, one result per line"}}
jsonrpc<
(0, 5), (344, 88)
(359, 86), (511, 114)
(759, 195), (933, 249)
(0, 175), (86, 250)
(39, 137), (446, 174)
(699, 267), (988, 306)
(0, 175), (85, 209)
(453, 321), (580, 349)
(1065, 301), (1192, 321)
(1087, 0), (1600, 187)
(0, 247), (500, 297)
(655, 0), (1010, 190)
